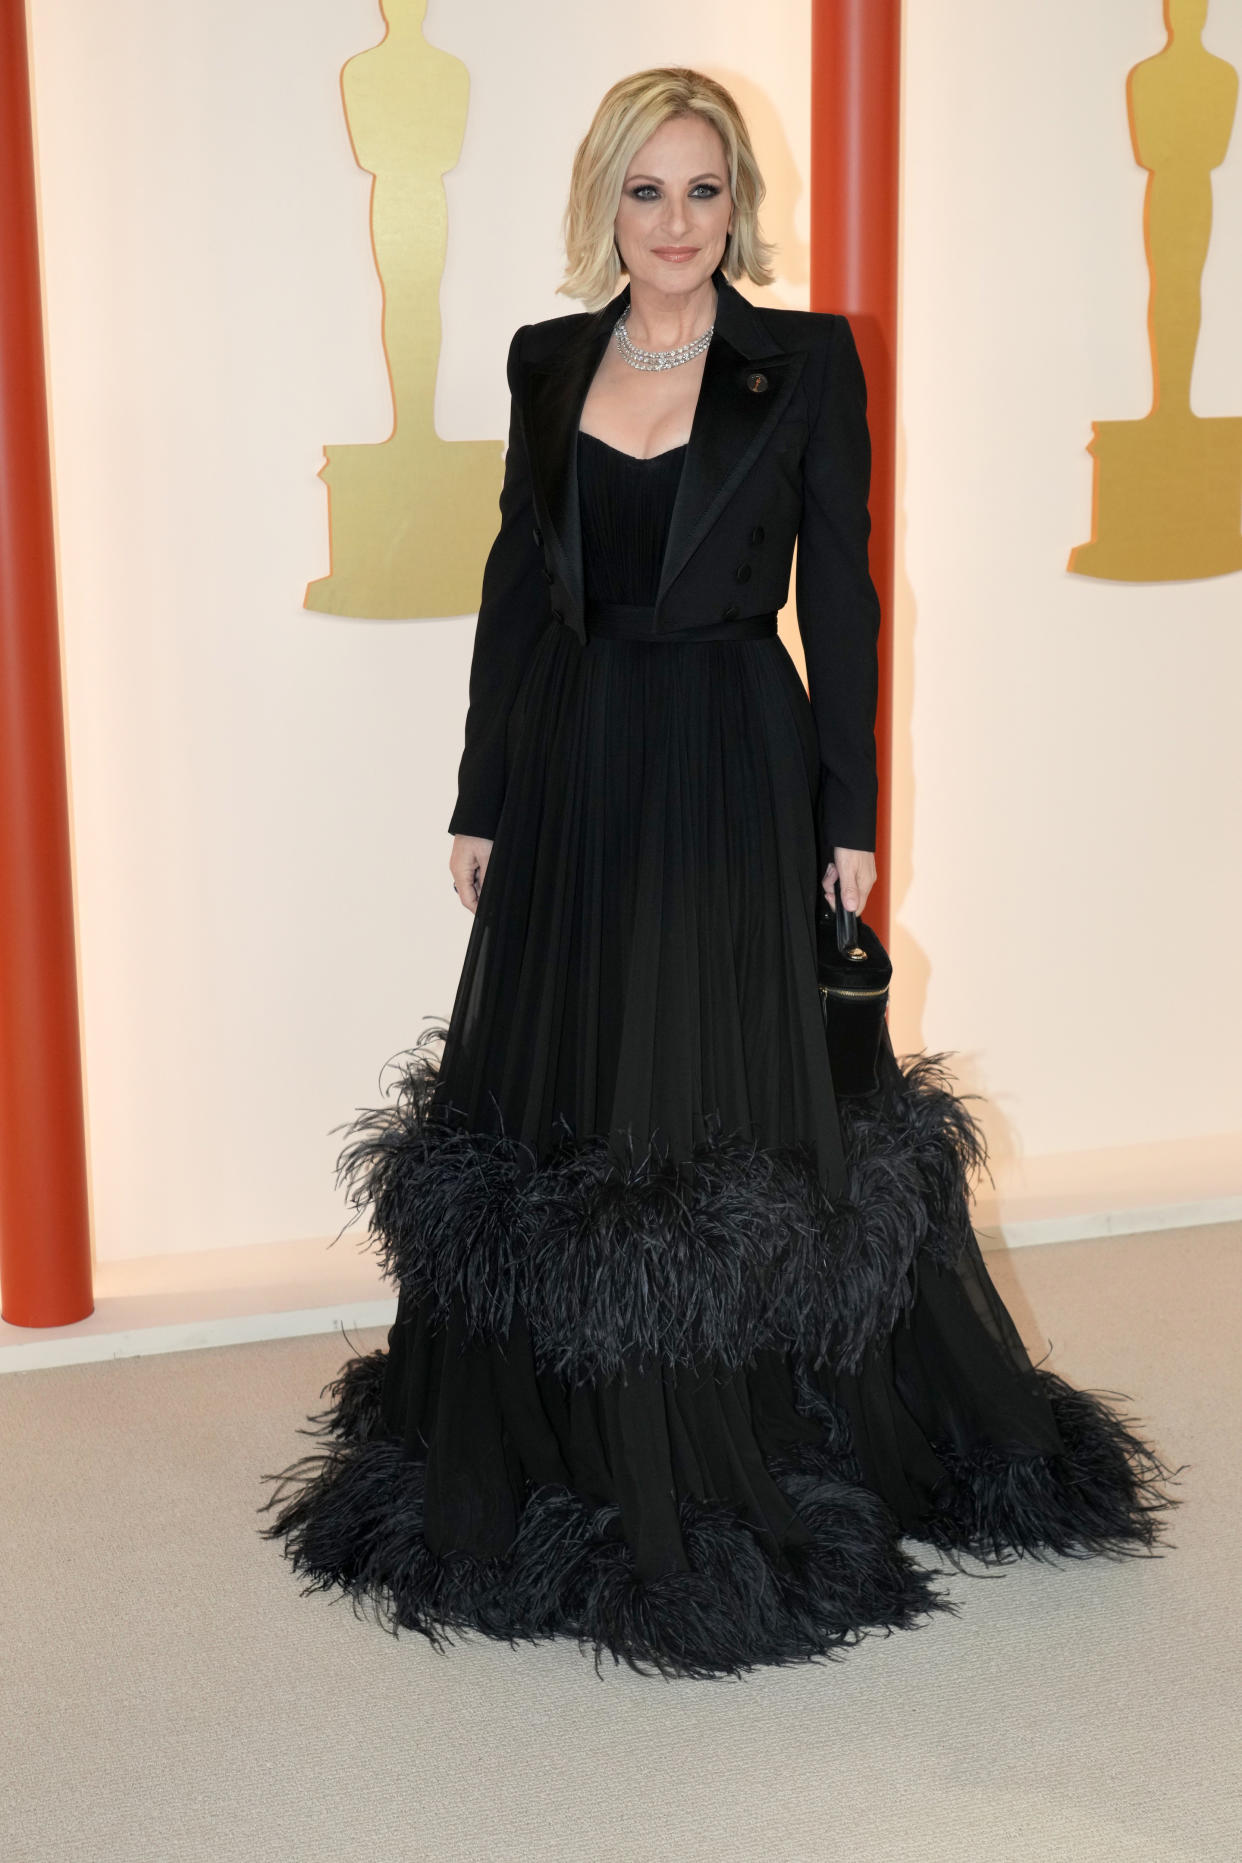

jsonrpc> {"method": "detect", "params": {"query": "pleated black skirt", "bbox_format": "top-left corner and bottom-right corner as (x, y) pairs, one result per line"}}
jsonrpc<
(258, 614), (1184, 1680)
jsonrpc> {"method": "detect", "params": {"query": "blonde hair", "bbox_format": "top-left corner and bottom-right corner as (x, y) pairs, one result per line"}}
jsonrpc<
(558, 68), (777, 310)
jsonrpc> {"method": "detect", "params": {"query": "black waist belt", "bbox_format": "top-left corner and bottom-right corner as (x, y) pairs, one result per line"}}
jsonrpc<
(582, 603), (779, 642)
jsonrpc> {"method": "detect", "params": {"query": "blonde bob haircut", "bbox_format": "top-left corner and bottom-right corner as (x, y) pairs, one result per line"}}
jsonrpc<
(558, 68), (777, 310)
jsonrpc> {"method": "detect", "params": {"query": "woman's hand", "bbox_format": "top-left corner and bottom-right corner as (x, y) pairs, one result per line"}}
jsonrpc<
(823, 847), (876, 916)
(450, 834), (493, 915)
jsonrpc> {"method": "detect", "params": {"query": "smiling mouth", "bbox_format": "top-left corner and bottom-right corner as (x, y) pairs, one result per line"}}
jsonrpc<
(653, 248), (698, 259)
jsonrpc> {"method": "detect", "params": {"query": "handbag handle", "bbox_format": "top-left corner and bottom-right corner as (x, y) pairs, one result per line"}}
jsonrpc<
(834, 889), (869, 963)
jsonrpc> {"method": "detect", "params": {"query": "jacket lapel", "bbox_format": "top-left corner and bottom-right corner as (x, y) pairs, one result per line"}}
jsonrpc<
(521, 267), (809, 631)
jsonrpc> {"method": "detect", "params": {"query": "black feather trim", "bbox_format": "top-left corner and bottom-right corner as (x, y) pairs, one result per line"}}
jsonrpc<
(331, 1024), (990, 1385)
(257, 1350), (958, 1681)
(784, 1348), (1185, 1568)
(257, 1343), (1184, 1676)
(911, 1368), (1188, 1567)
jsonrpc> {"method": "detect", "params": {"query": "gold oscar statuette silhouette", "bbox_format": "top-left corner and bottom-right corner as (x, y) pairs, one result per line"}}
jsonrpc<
(305, 0), (505, 619)
(1069, 0), (1242, 581)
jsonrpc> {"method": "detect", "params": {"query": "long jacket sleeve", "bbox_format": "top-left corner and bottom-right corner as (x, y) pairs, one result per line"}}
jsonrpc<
(447, 324), (549, 840)
(794, 314), (882, 859)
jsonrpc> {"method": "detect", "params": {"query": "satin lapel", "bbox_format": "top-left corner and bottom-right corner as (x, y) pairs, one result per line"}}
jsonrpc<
(655, 331), (806, 609)
(521, 271), (808, 623)
(522, 302), (621, 627)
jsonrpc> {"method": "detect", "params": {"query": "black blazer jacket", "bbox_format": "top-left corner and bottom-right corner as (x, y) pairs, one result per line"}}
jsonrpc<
(447, 264), (882, 862)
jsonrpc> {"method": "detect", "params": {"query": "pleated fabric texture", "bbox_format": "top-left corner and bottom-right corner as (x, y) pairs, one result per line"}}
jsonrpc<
(259, 432), (1184, 1681)
(437, 431), (844, 1196)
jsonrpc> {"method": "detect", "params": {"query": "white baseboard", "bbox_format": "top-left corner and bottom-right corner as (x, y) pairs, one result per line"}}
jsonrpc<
(0, 1299), (397, 1375)
(0, 1235), (395, 1375)
(976, 1195), (1242, 1251)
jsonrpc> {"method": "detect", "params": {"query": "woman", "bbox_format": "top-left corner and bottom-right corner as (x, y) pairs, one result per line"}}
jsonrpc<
(260, 68), (1181, 1680)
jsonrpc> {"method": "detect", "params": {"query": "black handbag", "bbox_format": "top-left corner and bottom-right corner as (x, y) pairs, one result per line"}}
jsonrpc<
(816, 888), (893, 1096)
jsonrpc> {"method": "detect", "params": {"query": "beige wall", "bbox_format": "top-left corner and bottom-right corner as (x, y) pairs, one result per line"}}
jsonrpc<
(26, 0), (1241, 1261)
(894, 2), (1242, 1235)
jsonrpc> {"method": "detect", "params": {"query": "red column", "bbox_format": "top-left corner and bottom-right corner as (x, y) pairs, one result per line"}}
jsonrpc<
(811, 0), (901, 948)
(0, 0), (93, 1326)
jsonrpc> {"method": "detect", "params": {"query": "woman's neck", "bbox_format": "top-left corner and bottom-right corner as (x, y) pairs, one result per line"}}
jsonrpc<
(623, 279), (718, 353)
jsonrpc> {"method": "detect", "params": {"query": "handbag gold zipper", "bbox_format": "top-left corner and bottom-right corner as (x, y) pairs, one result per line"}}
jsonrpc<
(819, 982), (890, 999)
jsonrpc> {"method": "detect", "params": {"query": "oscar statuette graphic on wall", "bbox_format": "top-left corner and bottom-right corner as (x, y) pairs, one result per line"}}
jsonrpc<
(305, 0), (505, 619)
(1070, 0), (1242, 581)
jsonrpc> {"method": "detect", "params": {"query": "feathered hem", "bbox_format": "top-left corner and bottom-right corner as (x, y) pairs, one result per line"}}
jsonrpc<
(257, 1347), (1184, 1681)
(258, 1350), (956, 1681)
(913, 1366), (1185, 1569)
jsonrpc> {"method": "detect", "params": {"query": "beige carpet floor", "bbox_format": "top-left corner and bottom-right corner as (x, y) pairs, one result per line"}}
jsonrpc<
(1, 1223), (1237, 1863)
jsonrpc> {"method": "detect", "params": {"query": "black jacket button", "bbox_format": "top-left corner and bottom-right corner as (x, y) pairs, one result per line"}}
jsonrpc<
(532, 524), (542, 546)
(750, 525), (765, 545)
(746, 372), (768, 394)
(551, 608), (563, 623)
(543, 565), (555, 584)
(735, 563), (752, 583)
(722, 603), (740, 620)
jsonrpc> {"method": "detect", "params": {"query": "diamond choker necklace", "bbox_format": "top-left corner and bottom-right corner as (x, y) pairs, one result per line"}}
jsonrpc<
(614, 303), (715, 371)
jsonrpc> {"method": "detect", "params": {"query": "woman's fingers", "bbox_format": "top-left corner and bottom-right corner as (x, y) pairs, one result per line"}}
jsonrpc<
(449, 835), (492, 915)
(822, 860), (838, 909)
(824, 848), (877, 914)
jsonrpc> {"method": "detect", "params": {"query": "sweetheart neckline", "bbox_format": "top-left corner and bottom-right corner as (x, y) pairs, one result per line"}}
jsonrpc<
(578, 430), (689, 464)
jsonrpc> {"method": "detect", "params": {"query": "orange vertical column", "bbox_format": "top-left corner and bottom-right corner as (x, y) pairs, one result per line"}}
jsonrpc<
(0, 0), (93, 1326)
(811, 0), (901, 948)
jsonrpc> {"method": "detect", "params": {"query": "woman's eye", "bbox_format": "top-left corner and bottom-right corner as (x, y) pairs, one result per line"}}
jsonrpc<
(628, 184), (722, 201)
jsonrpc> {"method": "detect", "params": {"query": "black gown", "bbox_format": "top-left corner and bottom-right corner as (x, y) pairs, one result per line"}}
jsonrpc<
(259, 427), (1183, 1680)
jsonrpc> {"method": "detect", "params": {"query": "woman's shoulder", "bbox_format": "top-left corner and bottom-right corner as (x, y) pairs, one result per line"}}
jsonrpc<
(747, 303), (846, 352)
(508, 311), (594, 370)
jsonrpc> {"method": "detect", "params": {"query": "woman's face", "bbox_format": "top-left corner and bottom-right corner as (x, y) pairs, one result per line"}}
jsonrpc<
(614, 113), (734, 298)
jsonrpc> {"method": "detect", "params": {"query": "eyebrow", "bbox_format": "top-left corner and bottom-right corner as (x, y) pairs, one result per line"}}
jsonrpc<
(624, 172), (725, 184)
